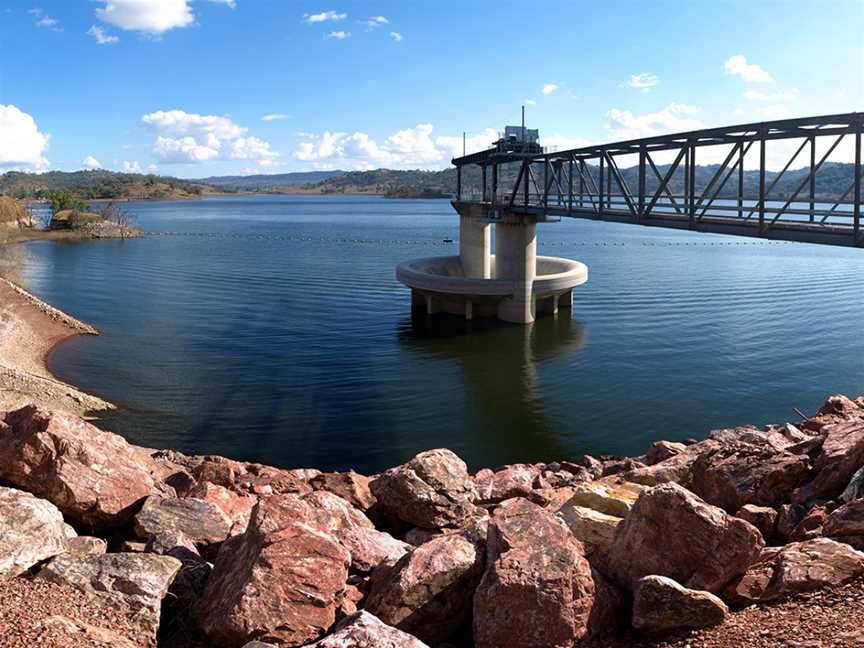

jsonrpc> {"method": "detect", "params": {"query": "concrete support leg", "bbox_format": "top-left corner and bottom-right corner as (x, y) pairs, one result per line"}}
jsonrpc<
(425, 295), (439, 315)
(495, 220), (537, 324)
(465, 300), (473, 321)
(539, 294), (559, 315)
(411, 289), (425, 307)
(459, 215), (491, 278)
(559, 290), (573, 308)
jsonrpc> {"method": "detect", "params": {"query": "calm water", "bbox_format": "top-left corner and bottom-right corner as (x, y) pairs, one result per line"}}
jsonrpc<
(20, 195), (864, 473)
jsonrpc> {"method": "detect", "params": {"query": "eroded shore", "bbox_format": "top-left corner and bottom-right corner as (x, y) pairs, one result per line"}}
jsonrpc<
(0, 277), (111, 415)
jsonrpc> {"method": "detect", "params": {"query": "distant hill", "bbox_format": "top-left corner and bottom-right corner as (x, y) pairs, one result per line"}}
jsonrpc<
(306, 162), (859, 202)
(199, 171), (345, 191)
(0, 170), (211, 201)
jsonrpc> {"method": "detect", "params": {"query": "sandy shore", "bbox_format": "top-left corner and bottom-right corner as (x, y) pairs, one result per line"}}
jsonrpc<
(0, 277), (112, 416)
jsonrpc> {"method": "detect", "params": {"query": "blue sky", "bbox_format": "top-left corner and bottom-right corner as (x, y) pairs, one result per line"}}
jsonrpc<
(1, 0), (862, 177)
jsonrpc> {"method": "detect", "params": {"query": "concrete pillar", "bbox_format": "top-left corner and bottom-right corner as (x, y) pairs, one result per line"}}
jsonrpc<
(559, 290), (573, 308)
(425, 295), (439, 315)
(411, 289), (425, 307)
(459, 215), (491, 278)
(495, 220), (537, 324)
(465, 300), (473, 321)
(539, 294), (559, 315)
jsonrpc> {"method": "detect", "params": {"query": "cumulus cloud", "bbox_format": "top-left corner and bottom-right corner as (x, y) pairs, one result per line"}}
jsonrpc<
(620, 72), (659, 92)
(122, 160), (143, 173)
(364, 15), (388, 27)
(326, 30), (350, 40)
(261, 114), (289, 121)
(542, 83), (559, 95)
(604, 103), (704, 141)
(87, 25), (119, 44)
(294, 125), (498, 170)
(724, 55), (773, 82)
(304, 10), (346, 23)
(389, 31), (403, 42)
(142, 109), (279, 167)
(96, 0), (194, 33)
(542, 134), (592, 152)
(82, 155), (102, 169)
(0, 105), (50, 172)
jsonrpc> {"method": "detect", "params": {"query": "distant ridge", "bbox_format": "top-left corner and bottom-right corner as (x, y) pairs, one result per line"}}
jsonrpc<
(198, 171), (345, 190)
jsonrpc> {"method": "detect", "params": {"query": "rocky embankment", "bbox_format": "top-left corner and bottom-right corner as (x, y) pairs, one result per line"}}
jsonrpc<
(1, 397), (863, 647)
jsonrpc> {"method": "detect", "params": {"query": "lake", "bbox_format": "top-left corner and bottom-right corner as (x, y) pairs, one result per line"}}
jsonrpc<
(19, 195), (864, 473)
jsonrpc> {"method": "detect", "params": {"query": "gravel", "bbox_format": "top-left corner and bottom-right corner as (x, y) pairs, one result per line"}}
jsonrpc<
(0, 576), (150, 647)
(579, 576), (864, 648)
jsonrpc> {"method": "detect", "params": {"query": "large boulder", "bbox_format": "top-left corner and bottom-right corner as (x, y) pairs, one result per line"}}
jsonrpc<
(725, 538), (864, 605)
(565, 479), (644, 518)
(622, 440), (721, 487)
(841, 466), (864, 503)
(37, 552), (181, 638)
(370, 449), (477, 530)
(0, 486), (70, 578)
(134, 495), (232, 547)
(810, 420), (864, 498)
(473, 464), (541, 504)
(690, 442), (810, 513)
(306, 611), (429, 647)
(303, 490), (409, 573)
(606, 483), (764, 593)
(632, 575), (728, 633)
(735, 504), (778, 541)
(188, 481), (257, 533)
(556, 502), (621, 560)
(473, 498), (595, 648)
(0, 406), (156, 529)
(365, 529), (484, 644)
(310, 471), (376, 511)
(196, 493), (351, 647)
(823, 499), (864, 548)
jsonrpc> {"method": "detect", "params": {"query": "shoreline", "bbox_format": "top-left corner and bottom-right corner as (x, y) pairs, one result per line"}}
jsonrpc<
(0, 276), (112, 416)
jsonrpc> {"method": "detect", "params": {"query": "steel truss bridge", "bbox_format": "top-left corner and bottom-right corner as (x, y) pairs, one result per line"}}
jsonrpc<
(452, 112), (863, 247)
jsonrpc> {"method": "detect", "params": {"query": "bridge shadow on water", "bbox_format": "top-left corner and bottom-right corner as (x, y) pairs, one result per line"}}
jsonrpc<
(396, 309), (588, 468)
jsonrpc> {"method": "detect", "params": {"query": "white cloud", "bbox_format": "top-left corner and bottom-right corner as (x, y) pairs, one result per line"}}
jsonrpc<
(389, 31), (403, 42)
(525, 99), (536, 106)
(293, 125), (498, 170)
(542, 83), (558, 95)
(364, 16), (388, 27)
(96, 0), (194, 34)
(142, 109), (279, 167)
(210, 0), (236, 8)
(261, 113), (289, 121)
(723, 55), (773, 83)
(82, 155), (102, 169)
(304, 10), (346, 23)
(147, 163), (159, 173)
(35, 13), (62, 31)
(743, 89), (798, 101)
(0, 105), (50, 172)
(122, 160), (143, 173)
(732, 107), (745, 115)
(620, 72), (660, 93)
(326, 30), (350, 40)
(87, 25), (119, 44)
(542, 134), (592, 152)
(604, 103), (704, 141)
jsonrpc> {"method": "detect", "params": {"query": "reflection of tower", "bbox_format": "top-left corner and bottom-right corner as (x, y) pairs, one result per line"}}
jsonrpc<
(398, 313), (587, 466)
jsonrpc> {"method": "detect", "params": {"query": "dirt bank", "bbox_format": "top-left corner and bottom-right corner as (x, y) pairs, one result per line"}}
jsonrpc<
(0, 277), (112, 415)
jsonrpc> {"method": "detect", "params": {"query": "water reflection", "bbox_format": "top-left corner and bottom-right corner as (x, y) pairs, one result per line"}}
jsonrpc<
(398, 311), (587, 466)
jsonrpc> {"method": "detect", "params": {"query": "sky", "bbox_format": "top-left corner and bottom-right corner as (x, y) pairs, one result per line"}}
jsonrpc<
(0, 0), (862, 178)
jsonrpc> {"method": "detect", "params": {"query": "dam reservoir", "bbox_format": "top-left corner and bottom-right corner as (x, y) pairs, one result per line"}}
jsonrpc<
(19, 194), (864, 473)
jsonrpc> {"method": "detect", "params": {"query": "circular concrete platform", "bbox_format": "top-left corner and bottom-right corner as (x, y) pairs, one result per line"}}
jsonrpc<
(396, 255), (588, 321)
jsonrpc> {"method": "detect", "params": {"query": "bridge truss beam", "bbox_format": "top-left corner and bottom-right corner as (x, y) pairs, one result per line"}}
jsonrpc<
(453, 112), (864, 247)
